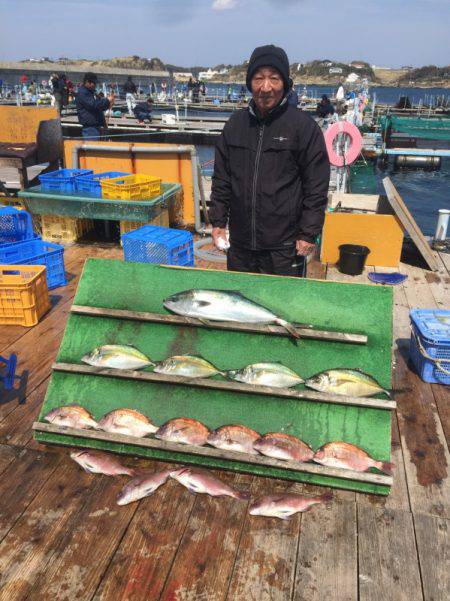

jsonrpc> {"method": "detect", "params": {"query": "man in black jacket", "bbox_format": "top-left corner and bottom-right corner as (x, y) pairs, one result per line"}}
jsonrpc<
(209, 45), (330, 277)
(76, 73), (114, 140)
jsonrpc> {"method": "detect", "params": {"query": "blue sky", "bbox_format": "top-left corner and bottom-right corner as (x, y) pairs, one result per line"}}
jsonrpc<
(1, 0), (449, 67)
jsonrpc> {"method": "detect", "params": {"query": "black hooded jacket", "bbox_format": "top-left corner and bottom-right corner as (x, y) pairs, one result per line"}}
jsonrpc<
(209, 99), (330, 248)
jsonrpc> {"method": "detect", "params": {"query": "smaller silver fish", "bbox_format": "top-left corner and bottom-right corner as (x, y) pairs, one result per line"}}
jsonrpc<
(227, 363), (304, 388)
(81, 345), (153, 370)
(117, 468), (181, 505)
(44, 405), (99, 430)
(171, 467), (249, 500)
(249, 492), (333, 520)
(155, 417), (210, 446)
(305, 369), (389, 398)
(207, 425), (260, 454)
(98, 409), (158, 438)
(153, 355), (225, 379)
(70, 450), (135, 477)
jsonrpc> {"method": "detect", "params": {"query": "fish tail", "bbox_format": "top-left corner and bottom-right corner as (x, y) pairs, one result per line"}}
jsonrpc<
(276, 319), (301, 339)
(126, 468), (137, 477)
(219, 371), (229, 378)
(378, 461), (395, 476)
(319, 492), (334, 503)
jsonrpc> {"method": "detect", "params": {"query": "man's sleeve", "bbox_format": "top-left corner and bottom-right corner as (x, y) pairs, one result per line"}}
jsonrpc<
(209, 128), (231, 228)
(77, 90), (110, 112)
(297, 121), (330, 243)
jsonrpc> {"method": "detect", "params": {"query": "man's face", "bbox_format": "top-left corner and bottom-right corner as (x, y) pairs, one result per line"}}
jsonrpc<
(85, 80), (96, 91)
(251, 66), (284, 115)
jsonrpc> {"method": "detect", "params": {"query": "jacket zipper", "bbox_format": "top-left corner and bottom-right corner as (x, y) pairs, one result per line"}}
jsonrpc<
(251, 124), (265, 249)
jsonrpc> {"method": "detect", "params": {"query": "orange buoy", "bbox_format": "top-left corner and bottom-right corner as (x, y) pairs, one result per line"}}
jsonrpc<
(324, 121), (362, 167)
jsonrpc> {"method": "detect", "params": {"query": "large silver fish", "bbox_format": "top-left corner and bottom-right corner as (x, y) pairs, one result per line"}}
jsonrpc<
(155, 417), (210, 446)
(44, 405), (100, 430)
(313, 441), (394, 475)
(116, 468), (181, 505)
(207, 424), (260, 454)
(305, 369), (389, 397)
(170, 467), (249, 500)
(249, 492), (333, 520)
(253, 432), (314, 462)
(70, 450), (135, 476)
(81, 345), (153, 370)
(153, 355), (225, 379)
(227, 363), (304, 388)
(98, 409), (158, 437)
(163, 289), (300, 339)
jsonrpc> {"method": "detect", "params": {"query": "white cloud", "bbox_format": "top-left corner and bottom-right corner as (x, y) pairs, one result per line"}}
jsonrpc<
(212, 0), (238, 10)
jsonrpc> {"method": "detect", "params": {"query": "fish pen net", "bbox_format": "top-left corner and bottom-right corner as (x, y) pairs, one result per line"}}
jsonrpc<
(380, 115), (450, 141)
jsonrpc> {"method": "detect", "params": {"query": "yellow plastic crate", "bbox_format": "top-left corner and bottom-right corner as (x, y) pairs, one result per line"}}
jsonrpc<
(40, 215), (93, 244)
(100, 174), (162, 201)
(0, 265), (51, 326)
(119, 207), (169, 237)
(0, 198), (26, 210)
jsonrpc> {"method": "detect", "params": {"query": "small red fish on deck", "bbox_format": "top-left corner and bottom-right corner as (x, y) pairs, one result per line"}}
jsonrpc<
(170, 467), (249, 500)
(249, 492), (333, 519)
(70, 450), (136, 477)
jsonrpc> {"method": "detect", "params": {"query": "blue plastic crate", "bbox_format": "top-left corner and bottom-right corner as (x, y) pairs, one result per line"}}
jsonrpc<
(39, 168), (93, 193)
(0, 238), (67, 290)
(75, 171), (130, 197)
(121, 225), (194, 266)
(0, 207), (35, 244)
(409, 309), (450, 385)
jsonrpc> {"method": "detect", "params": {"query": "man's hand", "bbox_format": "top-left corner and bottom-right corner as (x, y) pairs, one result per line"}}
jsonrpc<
(212, 227), (229, 251)
(108, 94), (115, 107)
(296, 239), (315, 256)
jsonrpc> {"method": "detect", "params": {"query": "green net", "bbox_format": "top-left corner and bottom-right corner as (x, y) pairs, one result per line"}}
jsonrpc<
(379, 115), (450, 141)
(349, 160), (378, 194)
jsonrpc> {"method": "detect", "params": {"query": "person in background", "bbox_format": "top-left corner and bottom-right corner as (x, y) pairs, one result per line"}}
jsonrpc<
(287, 78), (299, 107)
(226, 84), (232, 101)
(76, 72), (114, 140)
(151, 81), (157, 99)
(123, 76), (137, 115)
(187, 77), (194, 100)
(238, 84), (246, 101)
(50, 73), (63, 112)
(28, 80), (36, 100)
(133, 96), (153, 123)
(316, 94), (334, 118)
(192, 79), (201, 103)
(209, 44), (330, 278)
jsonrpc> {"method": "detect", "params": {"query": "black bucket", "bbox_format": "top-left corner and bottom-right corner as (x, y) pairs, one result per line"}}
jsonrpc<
(338, 244), (370, 276)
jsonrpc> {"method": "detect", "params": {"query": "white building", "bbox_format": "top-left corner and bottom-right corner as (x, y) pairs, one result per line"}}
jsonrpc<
(199, 68), (220, 80)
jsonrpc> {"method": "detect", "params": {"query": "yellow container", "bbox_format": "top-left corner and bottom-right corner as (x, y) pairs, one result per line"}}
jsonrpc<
(101, 174), (162, 201)
(41, 215), (93, 244)
(119, 207), (169, 237)
(0, 265), (51, 326)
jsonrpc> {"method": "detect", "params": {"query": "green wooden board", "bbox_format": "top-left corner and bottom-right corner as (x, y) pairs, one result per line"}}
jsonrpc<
(35, 258), (394, 494)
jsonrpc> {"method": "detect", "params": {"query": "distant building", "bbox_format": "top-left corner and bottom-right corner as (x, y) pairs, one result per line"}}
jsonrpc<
(329, 67), (343, 74)
(173, 72), (193, 81)
(198, 68), (220, 80)
(350, 61), (367, 69)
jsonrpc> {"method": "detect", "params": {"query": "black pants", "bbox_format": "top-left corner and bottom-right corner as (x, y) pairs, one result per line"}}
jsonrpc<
(227, 245), (307, 277)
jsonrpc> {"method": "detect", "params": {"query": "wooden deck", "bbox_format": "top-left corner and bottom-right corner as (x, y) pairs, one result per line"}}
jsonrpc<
(0, 243), (449, 601)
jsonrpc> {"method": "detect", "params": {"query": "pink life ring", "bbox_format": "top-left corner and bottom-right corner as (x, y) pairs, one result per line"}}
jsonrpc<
(324, 121), (362, 167)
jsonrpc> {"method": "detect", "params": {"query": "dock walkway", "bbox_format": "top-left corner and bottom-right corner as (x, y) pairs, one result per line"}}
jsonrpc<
(0, 244), (448, 600)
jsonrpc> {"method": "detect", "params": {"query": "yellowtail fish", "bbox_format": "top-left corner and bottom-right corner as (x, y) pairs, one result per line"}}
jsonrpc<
(116, 468), (182, 505)
(98, 409), (158, 437)
(207, 424), (260, 454)
(155, 417), (210, 446)
(253, 432), (314, 462)
(44, 405), (99, 430)
(305, 369), (389, 397)
(81, 345), (153, 370)
(153, 355), (225, 379)
(227, 363), (304, 388)
(70, 450), (135, 476)
(163, 289), (300, 339)
(170, 467), (249, 500)
(249, 492), (333, 520)
(313, 441), (394, 475)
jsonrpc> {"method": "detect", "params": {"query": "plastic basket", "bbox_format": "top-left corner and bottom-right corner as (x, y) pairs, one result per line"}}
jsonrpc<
(39, 169), (93, 193)
(101, 174), (162, 201)
(75, 171), (130, 197)
(121, 225), (194, 266)
(0, 207), (34, 244)
(409, 309), (450, 385)
(0, 265), (51, 326)
(40, 214), (93, 244)
(0, 239), (66, 290)
(119, 207), (169, 237)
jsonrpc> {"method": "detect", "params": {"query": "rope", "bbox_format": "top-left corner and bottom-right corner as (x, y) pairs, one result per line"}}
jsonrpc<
(411, 327), (450, 375)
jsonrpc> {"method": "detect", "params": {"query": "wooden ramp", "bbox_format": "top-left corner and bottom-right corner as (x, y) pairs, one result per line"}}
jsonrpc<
(0, 243), (448, 600)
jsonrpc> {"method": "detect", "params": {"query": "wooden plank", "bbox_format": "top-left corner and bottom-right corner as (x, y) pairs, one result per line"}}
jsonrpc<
(93, 465), (197, 601)
(33, 422), (394, 487)
(70, 304), (369, 345)
(432, 385), (450, 449)
(160, 472), (249, 601)
(414, 513), (449, 601)
(383, 177), (439, 271)
(0, 443), (27, 475)
(293, 499), (357, 601)
(225, 477), (301, 600)
(52, 362), (395, 411)
(358, 505), (423, 601)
